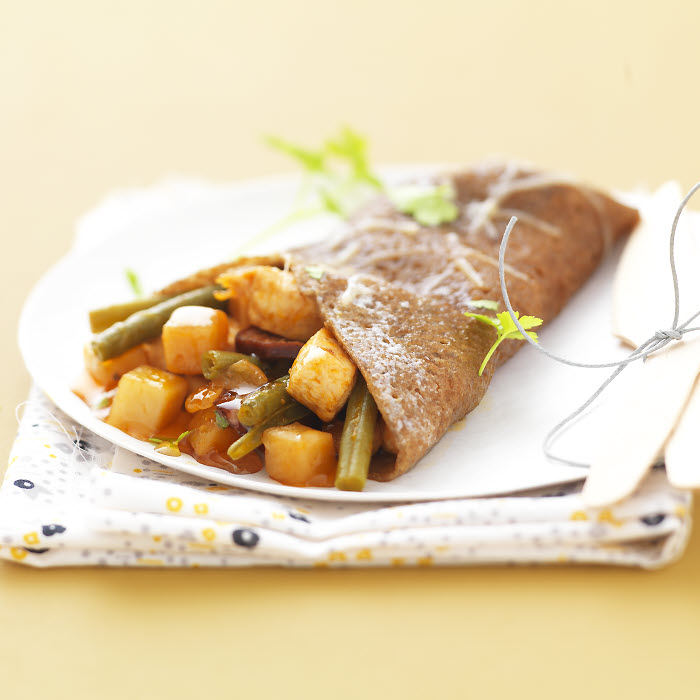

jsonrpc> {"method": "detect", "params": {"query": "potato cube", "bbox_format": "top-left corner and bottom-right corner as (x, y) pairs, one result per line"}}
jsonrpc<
(287, 328), (357, 421)
(84, 342), (149, 389)
(187, 406), (238, 457)
(107, 365), (188, 438)
(143, 337), (167, 370)
(162, 306), (229, 375)
(262, 422), (337, 487)
(218, 266), (323, 341)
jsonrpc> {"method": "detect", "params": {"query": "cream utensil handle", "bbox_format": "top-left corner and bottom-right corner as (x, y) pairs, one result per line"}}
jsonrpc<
(665, 375), (700, 488)
(611, 184), (686, 348)
(599, 185), (700, 503)
(582, 337), (700, 507)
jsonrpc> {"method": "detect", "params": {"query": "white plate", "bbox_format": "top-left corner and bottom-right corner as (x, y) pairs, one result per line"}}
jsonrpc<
(19, 170), (643, 503)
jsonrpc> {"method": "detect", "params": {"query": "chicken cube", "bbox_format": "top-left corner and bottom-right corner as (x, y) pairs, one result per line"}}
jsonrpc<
(107, 365), (188, 438)
(84, 342), (149, 389)
(262, 422), (337, 487)
(287, 328), (357, 421)
(162, 305), (229, 375)
(218, 266), (323, 341)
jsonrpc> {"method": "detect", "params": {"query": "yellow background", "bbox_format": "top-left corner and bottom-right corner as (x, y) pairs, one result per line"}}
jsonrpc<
(2, 1), (699, 697)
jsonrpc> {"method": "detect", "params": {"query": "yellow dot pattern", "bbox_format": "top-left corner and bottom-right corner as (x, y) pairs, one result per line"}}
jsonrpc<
(166, 497), (183, 513)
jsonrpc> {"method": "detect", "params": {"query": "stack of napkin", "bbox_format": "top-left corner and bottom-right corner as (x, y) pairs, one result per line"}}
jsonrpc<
(0, 387), (690, 568)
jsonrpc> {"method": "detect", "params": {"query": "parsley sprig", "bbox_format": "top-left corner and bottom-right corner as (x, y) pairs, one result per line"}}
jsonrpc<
(464, 310), (543, 375)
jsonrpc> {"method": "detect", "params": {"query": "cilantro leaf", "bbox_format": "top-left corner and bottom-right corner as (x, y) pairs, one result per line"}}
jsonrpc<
(390, 183), (459, 227)
(464, 310), (543, 375)
(125, 268), (143, 298)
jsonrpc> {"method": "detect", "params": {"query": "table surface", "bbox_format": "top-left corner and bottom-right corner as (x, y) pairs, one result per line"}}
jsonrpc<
(2, 2), (699, 698)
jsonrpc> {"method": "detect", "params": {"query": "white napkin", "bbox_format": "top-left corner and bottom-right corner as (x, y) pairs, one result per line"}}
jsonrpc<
(0, 387), (691, 568)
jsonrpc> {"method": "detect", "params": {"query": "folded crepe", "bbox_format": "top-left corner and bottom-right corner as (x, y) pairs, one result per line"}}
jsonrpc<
(161, 163), (640, 482)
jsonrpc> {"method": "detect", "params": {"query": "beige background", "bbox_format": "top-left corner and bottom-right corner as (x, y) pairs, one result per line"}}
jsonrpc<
(2, 1), (700, 698)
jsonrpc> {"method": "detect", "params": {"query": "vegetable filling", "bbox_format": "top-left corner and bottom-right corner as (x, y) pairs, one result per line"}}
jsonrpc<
(78, 264), (392, 491)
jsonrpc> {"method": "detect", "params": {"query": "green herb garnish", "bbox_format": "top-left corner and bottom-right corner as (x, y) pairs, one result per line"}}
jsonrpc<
(265, 126), (383, 219)
(94, 395), (113, 410)
(237, 127), (384, 254)
(125, 268), (143, 298)
(148, 431), (192, 456)
(468, 299), (499, 311)
(214, 410), (230, 430)
(305, 265), (325, 280)
(148, 430), (191, 445)
(390, 183), (459, 227)
(464, 310), (543, 375)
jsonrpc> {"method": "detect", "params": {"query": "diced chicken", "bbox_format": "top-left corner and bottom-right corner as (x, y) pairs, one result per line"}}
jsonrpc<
(262, 422), (337, 487)
(217, 266), (323, 342)
(162, 305), (229, 375)
(287, 328), (357, 422)
(107, 365), (188, 437)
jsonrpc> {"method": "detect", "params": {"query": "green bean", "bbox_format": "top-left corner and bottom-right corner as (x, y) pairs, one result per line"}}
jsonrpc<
(335, 377), (378, 491)
(90, 285), (226, 362)
(88, 295), (173, 333)
(237, 375), (291, 427)
(227, 401), (309, 461)
(201, 350), (266, 379)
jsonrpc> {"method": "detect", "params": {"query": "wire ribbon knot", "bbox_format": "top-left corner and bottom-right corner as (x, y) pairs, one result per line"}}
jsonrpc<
(498, 182), (700, 469)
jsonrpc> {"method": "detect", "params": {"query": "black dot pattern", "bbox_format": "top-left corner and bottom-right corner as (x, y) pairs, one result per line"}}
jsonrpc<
(232, 528), (260, 548)
(13, 479), (35, 490)
(289, 512), (311, 524)
(42, 524), (67, 537)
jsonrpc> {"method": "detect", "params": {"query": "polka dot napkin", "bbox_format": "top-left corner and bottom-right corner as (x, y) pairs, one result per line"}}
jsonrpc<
(0, 388), (691, 568)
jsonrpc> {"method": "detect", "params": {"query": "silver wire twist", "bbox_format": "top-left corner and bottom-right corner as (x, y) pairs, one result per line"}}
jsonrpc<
(497, 183), (700, 468)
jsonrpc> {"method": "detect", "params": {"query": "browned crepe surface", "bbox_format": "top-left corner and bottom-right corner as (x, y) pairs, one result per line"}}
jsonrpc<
(287, 164), (639, 478)
(160, 163), (640, 481)
(290, 270), (496, 480)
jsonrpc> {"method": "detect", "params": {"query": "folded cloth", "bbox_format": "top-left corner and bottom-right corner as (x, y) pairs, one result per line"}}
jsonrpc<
(0, 387), (691, 568)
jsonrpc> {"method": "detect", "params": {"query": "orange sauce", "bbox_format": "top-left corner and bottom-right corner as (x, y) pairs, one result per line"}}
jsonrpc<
(179, 441), (264, 475)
